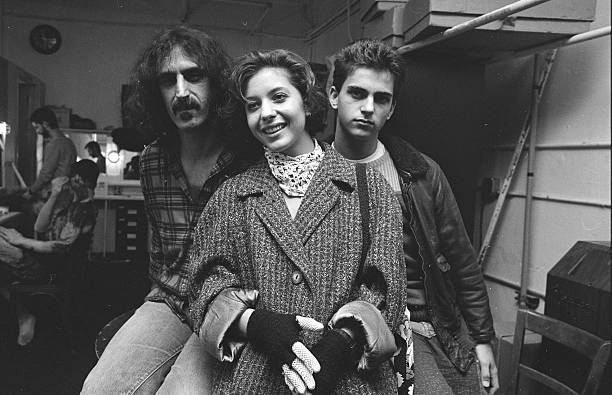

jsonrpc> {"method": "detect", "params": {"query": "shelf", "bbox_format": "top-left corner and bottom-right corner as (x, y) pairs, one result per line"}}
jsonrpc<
(62, 128), (111, 135)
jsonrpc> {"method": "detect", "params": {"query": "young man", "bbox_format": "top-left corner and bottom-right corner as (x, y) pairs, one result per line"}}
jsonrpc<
(82, 26), (256, 393)
(1, 159), (99, 346)
(329, 39), (499, 394)
(24, 107), (77, 200)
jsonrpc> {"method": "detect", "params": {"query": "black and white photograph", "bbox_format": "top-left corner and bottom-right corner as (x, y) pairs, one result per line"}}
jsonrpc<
(0, 1), (610, 394)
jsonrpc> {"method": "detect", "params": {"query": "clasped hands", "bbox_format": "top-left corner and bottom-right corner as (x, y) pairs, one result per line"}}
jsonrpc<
(246, 309), (352, 394)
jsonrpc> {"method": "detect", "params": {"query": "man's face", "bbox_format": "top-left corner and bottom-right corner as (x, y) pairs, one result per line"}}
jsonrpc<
(32, 122), (44, 135)
(158, 47), (211, 131)
(330, 67), (396, 143)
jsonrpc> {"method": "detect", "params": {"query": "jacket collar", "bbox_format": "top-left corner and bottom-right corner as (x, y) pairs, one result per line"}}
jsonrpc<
(235, 142), (355, 198)
(379, 134), (429, 178)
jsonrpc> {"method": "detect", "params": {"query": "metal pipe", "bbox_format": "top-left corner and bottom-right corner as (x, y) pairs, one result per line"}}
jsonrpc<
(0, 0), (5, 57)
(505, 193), (611, 209)
(397, 0), (552, 54)
(490, 142), (611, 151)
(519, 54), (540, 307)
(6, 11), (303, 40)
(250, 4), (272, 35)
(209, 0), (271, 8)
(346, 0), (353, 42)
(483, 273), (545, 299)
(490, 26), (612, 63)
(306, 0), (360, 41)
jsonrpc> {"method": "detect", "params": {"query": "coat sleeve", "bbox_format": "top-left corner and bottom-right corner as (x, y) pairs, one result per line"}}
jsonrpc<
(187, 183), (257, 361)
(430, 161), (495, 343)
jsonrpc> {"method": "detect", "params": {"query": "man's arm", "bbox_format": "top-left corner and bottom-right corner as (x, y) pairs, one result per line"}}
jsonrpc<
(29, 140), (61, 194)
(430, 162), (498, 393)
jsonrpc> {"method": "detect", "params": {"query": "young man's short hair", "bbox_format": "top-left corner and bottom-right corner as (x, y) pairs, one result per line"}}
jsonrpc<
(30, 107), (59, 129)
(71, 159), (100, 189)
(332, 39), (404, 97)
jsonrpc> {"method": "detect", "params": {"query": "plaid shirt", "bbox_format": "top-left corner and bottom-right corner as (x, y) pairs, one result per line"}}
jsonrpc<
(140, 136), (255, 320)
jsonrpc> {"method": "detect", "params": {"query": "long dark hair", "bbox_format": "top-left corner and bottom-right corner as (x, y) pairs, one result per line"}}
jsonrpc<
(125, 25), (232, 140)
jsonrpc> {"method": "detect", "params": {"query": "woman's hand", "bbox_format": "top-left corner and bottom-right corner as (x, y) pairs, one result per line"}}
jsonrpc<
(50, 176), (69, 196)
(247, 310), (323, 393)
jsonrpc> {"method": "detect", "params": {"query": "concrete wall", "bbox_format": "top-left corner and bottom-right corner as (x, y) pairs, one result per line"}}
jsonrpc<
(479, 0), (611, 327)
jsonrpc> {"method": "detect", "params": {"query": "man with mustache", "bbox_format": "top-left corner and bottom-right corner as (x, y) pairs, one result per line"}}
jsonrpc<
(82, 26), (256, 393)
(330, 40), (499, 394)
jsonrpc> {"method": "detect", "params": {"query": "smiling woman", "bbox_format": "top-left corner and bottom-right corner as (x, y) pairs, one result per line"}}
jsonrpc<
(244, 67), (311, 156)
(186, 48), (407, 394)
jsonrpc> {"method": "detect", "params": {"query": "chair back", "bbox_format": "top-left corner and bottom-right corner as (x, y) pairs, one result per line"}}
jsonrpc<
(509, 308), (611, 395)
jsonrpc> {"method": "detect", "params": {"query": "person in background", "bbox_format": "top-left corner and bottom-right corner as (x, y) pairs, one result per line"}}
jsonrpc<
(0, 159), (98, 346)
(329, 39), (499, 394)
(23, 107), (77, 200)
(187, 49), (406, 394)
(84, 141), (106, 174)
(82, 26), (257, 393)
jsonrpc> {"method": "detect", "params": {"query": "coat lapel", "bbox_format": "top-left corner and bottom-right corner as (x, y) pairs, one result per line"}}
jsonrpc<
(295, 148), (355, 245)
(237, 163), (313, 283)
(236, 149), (355, 289)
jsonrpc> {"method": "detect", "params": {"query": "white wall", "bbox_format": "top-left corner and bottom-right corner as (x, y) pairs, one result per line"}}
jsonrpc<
(479, 0), (611, 327)
(0, 6), (307, 129)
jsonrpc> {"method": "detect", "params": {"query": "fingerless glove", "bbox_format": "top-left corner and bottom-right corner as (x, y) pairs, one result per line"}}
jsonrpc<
(247, 309), (301, 368)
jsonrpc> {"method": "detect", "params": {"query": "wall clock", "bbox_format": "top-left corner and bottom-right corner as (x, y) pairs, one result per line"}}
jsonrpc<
(30, 24), (62, 55)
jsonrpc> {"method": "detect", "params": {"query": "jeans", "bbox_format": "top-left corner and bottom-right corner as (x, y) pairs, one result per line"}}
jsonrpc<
(413, 332), (483, 395)
(82, 301), (214, 394)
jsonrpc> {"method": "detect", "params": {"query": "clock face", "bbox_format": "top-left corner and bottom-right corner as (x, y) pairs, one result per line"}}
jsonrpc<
(30, 25), (62, 55)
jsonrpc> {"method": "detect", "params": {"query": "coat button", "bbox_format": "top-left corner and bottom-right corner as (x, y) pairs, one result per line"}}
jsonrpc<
(291, 271), (303, 285)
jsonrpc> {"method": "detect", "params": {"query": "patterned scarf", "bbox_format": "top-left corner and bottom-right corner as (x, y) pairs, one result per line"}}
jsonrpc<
(264, 139), (324, 197)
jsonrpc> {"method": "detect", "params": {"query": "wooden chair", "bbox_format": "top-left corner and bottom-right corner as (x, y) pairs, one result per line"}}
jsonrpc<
(9, 232), (93, 350)
(509, 308), (611, 395)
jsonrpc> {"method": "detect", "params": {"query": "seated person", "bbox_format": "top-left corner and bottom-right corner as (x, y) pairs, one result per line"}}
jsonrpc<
(0, 159), (99, 346)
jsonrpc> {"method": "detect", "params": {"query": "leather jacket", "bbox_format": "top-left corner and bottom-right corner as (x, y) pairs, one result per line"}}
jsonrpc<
(380, 134), (495, 373)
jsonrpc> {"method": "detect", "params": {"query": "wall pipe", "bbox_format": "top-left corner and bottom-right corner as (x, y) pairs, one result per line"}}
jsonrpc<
(0, 0), (4, 57)
(397, 0), (551, 54)
(518, 54), (540, 307)
(491, 142), (611, 151)
(505, 193), (611, 209)
(489, 26), (612, 63)
(5, 11), (302, 40)
(306, 0), (360, 42)
(250, 4), (272, 35)
(483, 273), (545, 299)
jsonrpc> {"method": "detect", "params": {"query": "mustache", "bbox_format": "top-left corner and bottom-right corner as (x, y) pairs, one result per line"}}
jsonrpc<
(172, 97), (201, 115)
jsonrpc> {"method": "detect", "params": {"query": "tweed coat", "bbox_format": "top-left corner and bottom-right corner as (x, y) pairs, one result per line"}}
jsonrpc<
(188, 147), (406, 394)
